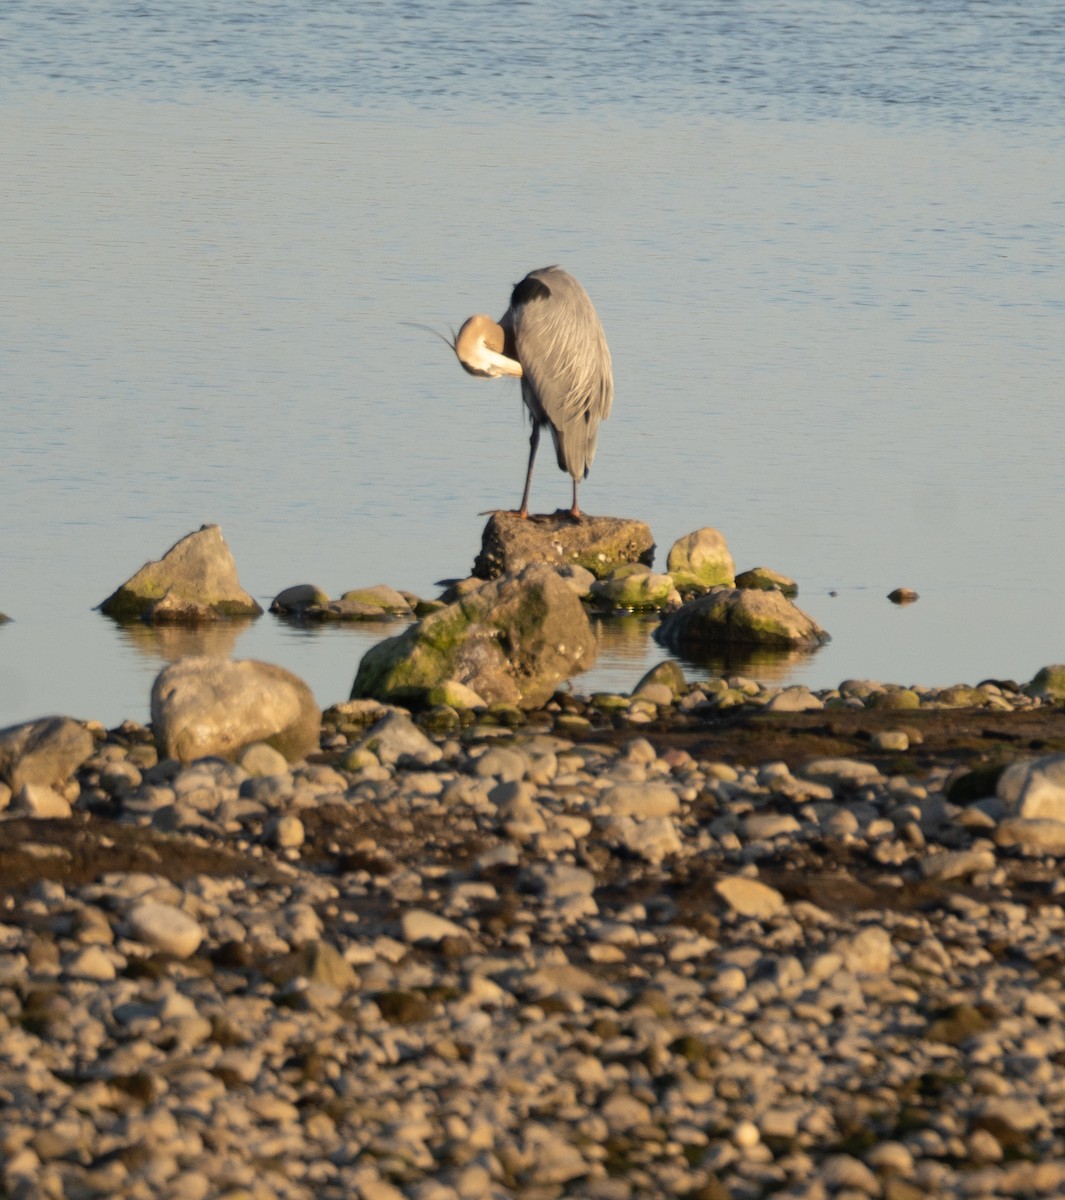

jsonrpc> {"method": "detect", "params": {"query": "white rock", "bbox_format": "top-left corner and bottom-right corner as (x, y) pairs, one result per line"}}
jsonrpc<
(151, 656), (320, 764)
(127, 901), (204, 958)
(400, 909), (466, 944)
(357, 713), (442, 767)
(602, 781), (680, 818)
(12, 782), (72, 819)
(607, 815), (682, 864)
(832, 926), (892, 975)
(714, 876), (786, 920)
(64, 945), (117, 981)
(995, 817), (1065, 854)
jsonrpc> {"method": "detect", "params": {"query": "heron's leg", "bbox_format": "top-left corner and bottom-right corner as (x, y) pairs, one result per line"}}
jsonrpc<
(517, 424), (540, 519)
(568, 478), (581, 520)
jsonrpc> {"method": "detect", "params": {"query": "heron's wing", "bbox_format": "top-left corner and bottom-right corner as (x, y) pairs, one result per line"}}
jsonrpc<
(508, 269), (613, 476)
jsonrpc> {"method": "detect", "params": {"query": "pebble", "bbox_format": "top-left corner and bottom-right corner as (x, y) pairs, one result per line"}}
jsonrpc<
(126, 901), (204, 958)
(0, 672), (1060, 1200)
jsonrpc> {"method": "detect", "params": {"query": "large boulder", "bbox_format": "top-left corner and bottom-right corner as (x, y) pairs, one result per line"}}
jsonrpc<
(151, 657), (320, 763)
(351, 564), (597, 709)
(0, 717), (95, 790)
(99, 525), (263, 622)
(473, 512), (655, 581)
(656, 586), (829, 651)
(666, 528), (736, 591)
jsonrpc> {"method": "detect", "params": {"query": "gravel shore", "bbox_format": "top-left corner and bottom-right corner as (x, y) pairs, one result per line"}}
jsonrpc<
(2, 674), (1065, 1200)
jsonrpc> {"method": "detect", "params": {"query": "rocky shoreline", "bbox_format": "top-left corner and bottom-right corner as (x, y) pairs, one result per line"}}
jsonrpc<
(2, 671), (1065, 1200)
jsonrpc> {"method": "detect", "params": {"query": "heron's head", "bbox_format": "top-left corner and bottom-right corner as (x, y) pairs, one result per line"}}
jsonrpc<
(454, 314), (523, 379)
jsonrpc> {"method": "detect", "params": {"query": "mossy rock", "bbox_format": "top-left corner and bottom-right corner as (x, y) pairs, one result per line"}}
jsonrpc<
(351, 564), (596, 709)
(656, 586), (828, 651)
(666, 528), (735, 589)
(735, 566), (798, 597)
(589, 563), (677, 611)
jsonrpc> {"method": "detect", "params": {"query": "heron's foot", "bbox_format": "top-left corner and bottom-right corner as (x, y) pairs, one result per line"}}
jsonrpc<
(477, 508), (530, 519)
(553, 506), (583, 524)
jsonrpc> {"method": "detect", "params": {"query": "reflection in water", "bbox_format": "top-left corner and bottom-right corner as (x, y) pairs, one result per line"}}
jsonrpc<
(668, 642), (828, 686)
(589, 613), (661, 666)
(110, 617), (256, 663)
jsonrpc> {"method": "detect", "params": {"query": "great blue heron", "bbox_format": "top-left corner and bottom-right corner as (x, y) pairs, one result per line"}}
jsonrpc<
(454, 266), (613, 520)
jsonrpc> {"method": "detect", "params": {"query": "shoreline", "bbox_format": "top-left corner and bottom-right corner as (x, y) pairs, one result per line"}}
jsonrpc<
(1, 673), (1064, 1198)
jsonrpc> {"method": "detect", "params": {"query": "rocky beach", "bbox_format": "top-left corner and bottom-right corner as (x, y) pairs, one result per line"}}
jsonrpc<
(3, 665), (1065, 1200)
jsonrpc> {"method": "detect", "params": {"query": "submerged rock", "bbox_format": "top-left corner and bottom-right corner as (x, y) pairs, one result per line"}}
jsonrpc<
(656, 585), (829, 651)
(666, 527), (736, 591)
(351, 564), (596, 709)
(99, 525), (262, 622)
(270, 584), (330, 615)
(151, 656), (320, 763)
(473, 512), (655, 581)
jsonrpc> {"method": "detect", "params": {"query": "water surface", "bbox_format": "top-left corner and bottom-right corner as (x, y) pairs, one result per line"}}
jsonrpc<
(2, 3), (1064, 727)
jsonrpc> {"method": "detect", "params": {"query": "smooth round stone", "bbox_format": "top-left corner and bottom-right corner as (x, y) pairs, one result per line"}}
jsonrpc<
(871, 729), (910, 751)
(127, 901), (204, 959)
(273, 813), (306, 848)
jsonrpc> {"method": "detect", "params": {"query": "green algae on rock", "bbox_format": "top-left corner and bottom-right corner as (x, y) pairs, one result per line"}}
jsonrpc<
(656, 585), (829, 651)
(99, 524), (263, 622)
(589, 563), (679, 611)
(666, 527), (736, 592)
(351, 564), (596, 709)
(473, 511), (655, 581)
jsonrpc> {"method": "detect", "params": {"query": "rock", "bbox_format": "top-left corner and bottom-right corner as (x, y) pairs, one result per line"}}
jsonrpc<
(304, 583), (414, 621)
(764, 686), (823, 712)
(269, 584), (330, 614)
(607, 815), (682, 863)
(0, 717), (94, 790)
(888, 587), (920, 604)
(655, 586), (829, 651)
(1016, 754), (1065, 822)
(666, 527), (736, 590)
(354, 712), (443, 766)
(472, 511), (655, 580)
(425, 680), (487, 710)
(98, 524), (263, 621)
(920, 848), (996, 880)
(338, 584), (412, 614)
(127, 901), (204, 958)
(400, 909), (467, 944)
(714, 876), (786, 920)
(994, 817), (1065, 855)
(589, 563), (679, 611)
(238, 742), (291, 777)
(735, 566), (798, 597)
(351, 564), (597, 709)
(267, 813), (305, 849)
(151, 657), (320, 763)
(602, 782), (680, 818)
(11, 782), (72, 819)
(833, 926), (892, 975)
(633, 659), (687, 697)
(800, 757), (884, 791)
(298, 941), (357, 990)
(1026, 664), (1065, 701)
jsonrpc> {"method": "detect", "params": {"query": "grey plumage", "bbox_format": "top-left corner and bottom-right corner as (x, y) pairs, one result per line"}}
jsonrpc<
(454, 265), (613, 518)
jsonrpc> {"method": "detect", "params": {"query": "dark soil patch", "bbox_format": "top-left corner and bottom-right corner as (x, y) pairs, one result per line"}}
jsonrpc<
(0, 816), (282, 901)
(580, 705), (1065, 778)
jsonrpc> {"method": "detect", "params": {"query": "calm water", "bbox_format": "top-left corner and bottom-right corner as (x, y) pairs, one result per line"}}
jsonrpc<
(2, 2), (1064, 728)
